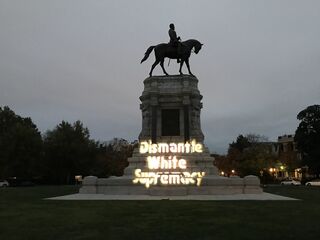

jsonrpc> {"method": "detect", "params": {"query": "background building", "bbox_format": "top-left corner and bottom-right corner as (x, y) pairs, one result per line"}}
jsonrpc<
(273, 134), (302, 180)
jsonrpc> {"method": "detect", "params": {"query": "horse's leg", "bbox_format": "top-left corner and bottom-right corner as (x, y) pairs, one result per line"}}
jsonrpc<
(149, 59), (160, 76)
(185, 58), (194, 76)
(160, 59), (169, 75)
(179, 59), (184, 75)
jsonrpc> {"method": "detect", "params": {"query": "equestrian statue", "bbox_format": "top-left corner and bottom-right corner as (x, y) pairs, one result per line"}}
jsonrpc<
(140, 23), (203, 76)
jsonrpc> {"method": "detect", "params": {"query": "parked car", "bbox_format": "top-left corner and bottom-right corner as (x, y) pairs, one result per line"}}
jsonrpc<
(0, 180), (9, 187)
(7, 178), (35, 187)
(280, 179), (301, 186)
(305, 179), (320, 186)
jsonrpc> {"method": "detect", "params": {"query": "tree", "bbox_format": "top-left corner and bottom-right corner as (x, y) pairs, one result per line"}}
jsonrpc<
(225, 134), (277, 177)
(294, 105), (320, 176)
(229, 134), (251, 152)
(43, 120), (97, 184)
(0, 106), (43, 179)
(238, 143), (277, 177)
(212, 154), (232, 175)
(92, 138), (137, 177)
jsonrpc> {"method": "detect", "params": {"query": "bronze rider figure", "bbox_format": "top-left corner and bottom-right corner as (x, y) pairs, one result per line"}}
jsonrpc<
(168, 23), (182, 63)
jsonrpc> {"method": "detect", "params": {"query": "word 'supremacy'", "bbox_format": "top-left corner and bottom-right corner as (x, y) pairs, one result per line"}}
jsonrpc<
(133, 140), (205, 188)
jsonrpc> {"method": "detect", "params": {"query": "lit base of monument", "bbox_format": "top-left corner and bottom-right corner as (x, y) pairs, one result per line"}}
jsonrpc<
(80, 146), (262, 196)
(80, 177), (262, 196)
(80, 75), (262, 196)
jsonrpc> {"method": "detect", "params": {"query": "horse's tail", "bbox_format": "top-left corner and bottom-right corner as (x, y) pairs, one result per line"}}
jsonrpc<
(140, 46), (155, 64)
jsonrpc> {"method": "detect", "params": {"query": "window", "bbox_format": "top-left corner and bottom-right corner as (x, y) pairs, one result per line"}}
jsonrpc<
(161, 109), (180, 136)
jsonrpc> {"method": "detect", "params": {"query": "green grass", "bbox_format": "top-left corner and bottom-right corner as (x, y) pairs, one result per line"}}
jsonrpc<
(0, 185), (320, 240)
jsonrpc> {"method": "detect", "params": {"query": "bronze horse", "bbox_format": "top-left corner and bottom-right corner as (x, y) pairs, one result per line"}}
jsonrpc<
(140, 39), (203, 76)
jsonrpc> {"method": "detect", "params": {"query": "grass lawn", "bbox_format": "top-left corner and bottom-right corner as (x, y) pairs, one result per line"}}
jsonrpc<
(0, 185), (320, 240)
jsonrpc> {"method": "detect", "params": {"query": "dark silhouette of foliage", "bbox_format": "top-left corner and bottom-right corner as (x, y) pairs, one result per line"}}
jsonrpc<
(43, 120), (97, 184)
(223, 134), (277, 177)
(229, 134), (251, 153)
(0, 106), (139, 184)
(295, 105), (320, 176)
(92, 138), (137, 177)
(0, 106), (43, 179)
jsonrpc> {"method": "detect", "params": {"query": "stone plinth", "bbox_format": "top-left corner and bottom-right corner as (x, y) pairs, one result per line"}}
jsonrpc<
(139, 75), (204, 143)
(80, 75), (262, 196)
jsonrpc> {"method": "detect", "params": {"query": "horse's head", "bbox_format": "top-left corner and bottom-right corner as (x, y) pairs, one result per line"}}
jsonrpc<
(194, 41), (203, 54)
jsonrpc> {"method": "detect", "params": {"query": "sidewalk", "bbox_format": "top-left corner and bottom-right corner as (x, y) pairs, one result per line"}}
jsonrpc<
(47, 192), (297, 201)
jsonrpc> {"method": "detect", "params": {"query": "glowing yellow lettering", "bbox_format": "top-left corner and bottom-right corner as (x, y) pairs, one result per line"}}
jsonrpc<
(158, 143), (169, 153)
(133, 169), (141, 180)
(160, 157), (169, 169)
(177, 143), (184, 153)
(185, 142), (191, 153)
(147, 156), (187, 170)
(178, 159), (186, 169)
(151, 143), (157, 154)
(133, 170), (205, 188)
(139, 140), (203, 154)
(147, 156), (160, 169)
(196, 172), (206, 186)
(195, 143), (202, 153)
(139, 142), (149, 154)
(168, 174), (180, 184)
(169, 143), (177, 153)
(135, 140), (206, 188)
(160, 174), (168, 184)
(172, 156), (178, 169)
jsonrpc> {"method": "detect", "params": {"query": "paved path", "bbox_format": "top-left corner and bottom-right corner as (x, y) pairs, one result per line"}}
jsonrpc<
(47, 193), (297, 201)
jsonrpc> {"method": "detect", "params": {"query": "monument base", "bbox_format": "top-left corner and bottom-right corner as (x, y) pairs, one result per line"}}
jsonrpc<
(80, 176), (262, 196)
(79, 75), (262, 196)
(80, 146), (262, 196)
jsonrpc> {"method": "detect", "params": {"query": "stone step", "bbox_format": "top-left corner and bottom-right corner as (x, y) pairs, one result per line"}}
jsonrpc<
(123, 166), (218, 176)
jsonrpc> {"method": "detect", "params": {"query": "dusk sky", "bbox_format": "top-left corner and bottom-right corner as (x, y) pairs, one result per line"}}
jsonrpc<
(1, 0), (319, 153)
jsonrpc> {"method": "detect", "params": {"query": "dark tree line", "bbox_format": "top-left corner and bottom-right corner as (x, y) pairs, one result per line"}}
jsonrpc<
(214, 134), (278, 178)
(1, 104), (319, 184)
(0, 106), (136, 184)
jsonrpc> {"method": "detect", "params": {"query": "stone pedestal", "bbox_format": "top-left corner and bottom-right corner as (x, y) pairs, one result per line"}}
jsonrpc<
(80, 75), (262, 195)
(139, 75), (204, 143)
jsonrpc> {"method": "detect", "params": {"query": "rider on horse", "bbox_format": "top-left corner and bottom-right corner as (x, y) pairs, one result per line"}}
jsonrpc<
(140, 24), (203, 76)
(168, 23), (182, 63)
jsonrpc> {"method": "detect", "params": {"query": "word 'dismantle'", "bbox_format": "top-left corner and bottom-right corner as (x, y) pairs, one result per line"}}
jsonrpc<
(139, 140), (203, 154)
